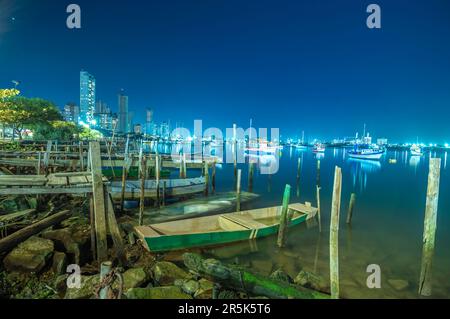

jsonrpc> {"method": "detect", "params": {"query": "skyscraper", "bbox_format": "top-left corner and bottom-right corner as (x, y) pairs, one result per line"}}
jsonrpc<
(80, 70), (96, 124)
(63, 103), (80, 123)
(118, 90), (129, 133)
(146, 108), (153, 136)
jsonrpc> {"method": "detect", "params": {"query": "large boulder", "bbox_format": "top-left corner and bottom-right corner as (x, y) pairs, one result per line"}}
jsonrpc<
(294, 269), (329, 293)
(52, 252), (68, 275)
(41, 225), (90, 265)
(64, 275), (100, 299)
(194, 278), (215, 299)
(121, 268), (149, 290)
(152, 262), (191, 286)
(3, 236), (54, 273)
(126, 286), (192, 299)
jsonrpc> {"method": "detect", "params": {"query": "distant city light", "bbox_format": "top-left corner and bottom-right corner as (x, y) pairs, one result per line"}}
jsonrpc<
(445, 143), (449, 148)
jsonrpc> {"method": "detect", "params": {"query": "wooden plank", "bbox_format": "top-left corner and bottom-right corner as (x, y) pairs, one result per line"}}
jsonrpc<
(0, 187), (93, 195)
(105, 192), (126, 264)
(89, 141), (108, 263)
(0, 209), (35, 223)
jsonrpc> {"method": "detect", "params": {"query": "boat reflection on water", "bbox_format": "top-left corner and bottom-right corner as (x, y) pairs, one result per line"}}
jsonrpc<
(347, 158), (382, 192)
(314, 152), (325, 160)
(409, 155), (421, 171)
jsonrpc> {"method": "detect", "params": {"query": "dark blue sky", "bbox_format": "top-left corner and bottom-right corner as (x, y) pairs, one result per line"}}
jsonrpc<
(1, 0), (450, 143)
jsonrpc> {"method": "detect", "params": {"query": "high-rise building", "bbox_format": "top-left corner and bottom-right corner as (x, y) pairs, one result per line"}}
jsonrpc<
(118, 90), (129, 133)
(146, 108), (154, 135)
(134, 124), (142, 135)
(95, 100), (113, 130)
(79, 70), (96, 124)
(63, 103), (80, 123)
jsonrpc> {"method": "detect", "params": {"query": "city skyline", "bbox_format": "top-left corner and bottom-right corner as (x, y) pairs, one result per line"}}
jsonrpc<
(1, 0), (450, 143)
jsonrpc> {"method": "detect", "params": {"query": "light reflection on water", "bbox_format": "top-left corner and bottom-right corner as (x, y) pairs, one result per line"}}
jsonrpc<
(151, 143), (450, 298)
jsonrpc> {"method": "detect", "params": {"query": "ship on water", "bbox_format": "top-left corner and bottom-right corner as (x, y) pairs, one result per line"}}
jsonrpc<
(347, 144), (384, 160)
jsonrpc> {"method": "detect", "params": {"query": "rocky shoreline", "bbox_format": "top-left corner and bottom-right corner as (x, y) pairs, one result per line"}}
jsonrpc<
(0, 194), (329, 299)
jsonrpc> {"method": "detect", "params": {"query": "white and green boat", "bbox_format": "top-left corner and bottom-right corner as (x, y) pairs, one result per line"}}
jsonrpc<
(135, 203), (317, 252)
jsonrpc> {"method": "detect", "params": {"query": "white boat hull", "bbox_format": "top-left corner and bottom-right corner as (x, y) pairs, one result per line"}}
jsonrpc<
(348, 153), (383, 160)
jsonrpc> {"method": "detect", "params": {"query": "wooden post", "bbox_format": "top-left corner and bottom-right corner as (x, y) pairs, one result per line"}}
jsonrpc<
(277, 184), (292, 248)
(99, 261), (112, 299)
(346, 193), (356, 225)
(89, 142), (108, 263)
(120, 165), (127, 212)
(139, 156), (147, 226)
(44, 140), (52, 173)
(179, 154), (184, 178)
(155, 155), (161, 207)
(316, 160), (321, 188)
(418, 158), (441, 297)
(330, 166), (342, 299)
(248, 162), (254, 192)
(162, 181), (166, 207)
(212, 162), (216, 194)
(79, 141), (84, 171)
(316, 186), (322, 233)
(296, 157), (301, 198)
(236, 169), (242, 212)
(204, 161), (209, 196)
(89, 195), (96, 261)
(106, 192), (125, 264)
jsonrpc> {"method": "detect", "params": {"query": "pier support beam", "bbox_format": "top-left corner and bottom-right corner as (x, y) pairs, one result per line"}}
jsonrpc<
(330, 166), (342, 299)
(346, 193), (356, 225)
(418, 158), (441, 297)
(277, 184), (292, 248)
(236, 169), (242, 212)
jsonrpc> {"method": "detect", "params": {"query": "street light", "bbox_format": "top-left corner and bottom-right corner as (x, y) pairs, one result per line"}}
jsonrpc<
(12, 80), (20, 89)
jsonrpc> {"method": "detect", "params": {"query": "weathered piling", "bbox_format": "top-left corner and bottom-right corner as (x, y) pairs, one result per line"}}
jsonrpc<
(418, 158), (441, 297)
(99, 261), (113, 299)
(330, 166), (342, 299)
(212, 162), (216, 194)
(139, 156), (147, 226)
(155, 155), (161, 207)
(204, 161), (209, 197)
(277, 184), (292, 248)
(79, 141), (84, 171)
(89, 196), (96, 261)
(248, 162), (255, 192)
(162, 181), (167, 207)
(316, 186), (322, 233)
(346, 193), (356, 225)
(120, 165), (127, 212)
(236, 169), (242, 212)
(89, 141), (108, 263)
(316, 160), (321, 187)
(296, 157), (301, 198)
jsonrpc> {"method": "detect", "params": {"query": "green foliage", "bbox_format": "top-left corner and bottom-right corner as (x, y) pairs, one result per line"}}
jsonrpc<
(33, 121), (81, 141)
(0, 92), (62, 139)
(79, 127), (103, 140)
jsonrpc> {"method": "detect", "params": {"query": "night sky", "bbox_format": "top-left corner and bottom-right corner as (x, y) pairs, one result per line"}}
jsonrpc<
(1, 0), (450, 143)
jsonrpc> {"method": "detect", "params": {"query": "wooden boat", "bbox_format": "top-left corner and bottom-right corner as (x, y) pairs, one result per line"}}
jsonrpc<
(135, 202), (318, 252)
(143, 191), (260, 224)
(109, 177), (205, 200)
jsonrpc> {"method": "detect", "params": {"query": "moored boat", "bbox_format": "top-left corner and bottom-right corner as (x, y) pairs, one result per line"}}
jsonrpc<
(348, 144), (384, 160)
(313, 144), (325, 153)
(109, 177), (205, 201)
(410, 144), (423, 156)
(135, 202), (318, 252)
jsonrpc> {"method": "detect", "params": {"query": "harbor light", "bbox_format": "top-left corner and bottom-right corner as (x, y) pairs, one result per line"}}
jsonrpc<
(445, 143), (449, 148)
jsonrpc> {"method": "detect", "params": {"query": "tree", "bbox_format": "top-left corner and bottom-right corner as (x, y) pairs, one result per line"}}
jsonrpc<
(0, 93), (62, 140)
(33, 121), (82, 141)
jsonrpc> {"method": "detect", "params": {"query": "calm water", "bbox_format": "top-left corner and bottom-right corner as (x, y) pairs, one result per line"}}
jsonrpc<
(155, 143), (450, 298)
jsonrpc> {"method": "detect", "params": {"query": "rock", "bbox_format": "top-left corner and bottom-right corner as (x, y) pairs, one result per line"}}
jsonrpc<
(121, 268), (148, 290)
(294, 270), (329, 293)
(64, 275), (99, 299)
(126, 286), (192, 299)
(388, 279), (409, 291)
(194, 278), (214, 299)
(269, 269), (293, 284)
(52, 252), (67, 275)
(218, 290), (238, 299)
(54, 274), (69, 296)
(3, 236), (54, 273)
(181, 279), (200, 295)
(152, 262), (191, 286)
(41, 225), (90, 265)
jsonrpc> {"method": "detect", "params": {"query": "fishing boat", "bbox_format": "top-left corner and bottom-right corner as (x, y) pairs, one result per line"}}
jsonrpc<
(144, 191), (260, 224)
(109, 177), (205, 201)
(313, 144), (325, 153)
(347, 144), (384, 160)
(135, 202), (318, 252)
(410, 144), (423, 156)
